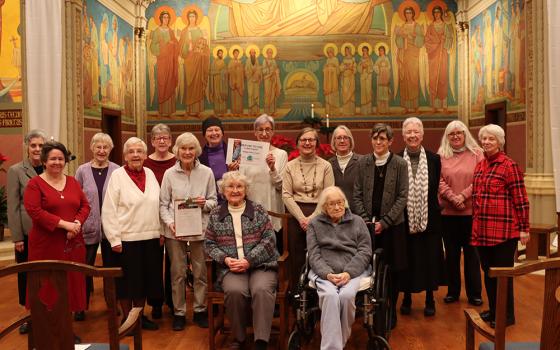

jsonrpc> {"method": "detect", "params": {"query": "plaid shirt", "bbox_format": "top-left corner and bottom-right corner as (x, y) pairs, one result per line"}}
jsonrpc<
(471, 152), (529, 246)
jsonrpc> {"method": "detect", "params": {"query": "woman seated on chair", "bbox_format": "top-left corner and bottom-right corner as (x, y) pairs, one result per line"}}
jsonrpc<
(205, 171), (279, 350)
(307, 186), (372, 350)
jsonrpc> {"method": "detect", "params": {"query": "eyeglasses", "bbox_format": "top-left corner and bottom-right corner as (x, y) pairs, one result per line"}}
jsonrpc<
(299, 138), (317, 144)
(448, 131), (464, 138)
(225, 184), (245, 191)
(335, 136), (350, 142)
(256, 128), (273, 134)
(372, 135), (389, 142)
(154, 136), (171, 142)
(326, 200), (345, 209)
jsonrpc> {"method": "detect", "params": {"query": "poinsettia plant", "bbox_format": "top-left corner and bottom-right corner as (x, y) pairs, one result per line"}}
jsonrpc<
(287, 143), (334, 161)
(271, 135), (296, 155)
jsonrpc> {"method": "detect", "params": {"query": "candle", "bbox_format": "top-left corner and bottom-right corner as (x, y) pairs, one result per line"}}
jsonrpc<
(326, 114), (329, 128)
(311, 103), (314, 119)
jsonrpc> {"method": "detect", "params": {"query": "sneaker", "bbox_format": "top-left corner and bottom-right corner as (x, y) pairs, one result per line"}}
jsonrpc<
(141, 315), (159, 330)
(18, 322), (29, 334)
(151, 306), (162, 319)
(172, 315), (186, 331)
(74, 311), (85, 321)
(193, 311), (209, 328)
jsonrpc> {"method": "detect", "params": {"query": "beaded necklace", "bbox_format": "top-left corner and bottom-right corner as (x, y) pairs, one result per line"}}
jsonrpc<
(299, 158), (317, 198)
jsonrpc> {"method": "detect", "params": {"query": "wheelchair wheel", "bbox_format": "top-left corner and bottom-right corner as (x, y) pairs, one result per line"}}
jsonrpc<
(367, 335), (391, 350)
(288, 329), (301, 350)
(374, 263), (391, 340)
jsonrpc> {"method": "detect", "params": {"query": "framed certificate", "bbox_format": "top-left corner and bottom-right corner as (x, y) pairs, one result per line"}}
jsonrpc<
(174, 199), (202, 237)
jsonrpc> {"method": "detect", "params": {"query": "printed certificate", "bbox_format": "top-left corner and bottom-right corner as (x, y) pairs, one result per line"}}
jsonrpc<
(226, 138), (269, 167)
(174, 199), (202, 237)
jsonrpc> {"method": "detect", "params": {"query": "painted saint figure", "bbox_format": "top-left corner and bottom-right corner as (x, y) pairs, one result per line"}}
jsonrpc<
(179, 10), (210, 116)
(323, 46), (340, 115)
(340, 45), (356, 115)
(262, 46), (281, 115)
(483, 11), (493, 99)
(358, 45), (373, 115)
(373, 45), (391, 114)
(245, 47), (262, 116)
(424, 5), (453, 112)
(149, 11), (179, 117)
(208, 48), (228, 115)
(394, 6), (424, 113)
(228, 48), (245, 115)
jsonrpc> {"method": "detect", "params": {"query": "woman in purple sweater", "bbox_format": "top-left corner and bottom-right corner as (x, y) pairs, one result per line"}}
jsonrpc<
(437, 120), (484, 306)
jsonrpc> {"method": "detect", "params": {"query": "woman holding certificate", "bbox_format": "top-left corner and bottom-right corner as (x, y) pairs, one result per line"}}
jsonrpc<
(159, 132), (218, 331)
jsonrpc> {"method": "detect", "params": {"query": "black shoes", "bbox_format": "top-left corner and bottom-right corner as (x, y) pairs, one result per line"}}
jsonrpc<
(468, 298), (484, 306)
(172, 315), (186, 331)
(444, 295), (458, 303)
(254, 339), (268, 350)
(74, 311), (86, 321)
(18, 322), (29, 334)
(424, 301), (436, 317)
(193, 311), (209, 328)
(141, 315), (159, 330)
(151, 306), (163, 319)
(479, 310), (493, 322)
(490, 317), (515, 328)
(399, 303), (411, 315)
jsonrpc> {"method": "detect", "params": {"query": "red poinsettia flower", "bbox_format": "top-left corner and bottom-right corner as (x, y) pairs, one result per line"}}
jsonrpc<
(271, 135), (296, 155)
(0, 153), (8, 173)
(287, 143), (334, 161)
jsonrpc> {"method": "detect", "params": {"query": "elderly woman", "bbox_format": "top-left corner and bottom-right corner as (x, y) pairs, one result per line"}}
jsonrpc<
(473, 124), (529, 328)
(102, 137), (162, 331)
(282, 127), (335, 288)
(74, 133), (120, 320)
(7, 129), (46, 334)
(205, 171), (279, 350)
(23, 141), (90, 313)
(307, 186), (372, 350)
(437, 121), (483, 306)
(398, 117), (444, 317)
(328, 125), (362, 209)
(353, 123), (408, 329)
(240, 114), (288, 249)
(160, 132), (217, 331)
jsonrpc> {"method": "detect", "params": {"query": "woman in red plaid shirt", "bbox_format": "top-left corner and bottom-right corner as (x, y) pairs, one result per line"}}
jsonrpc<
(472, 124), (530, 328)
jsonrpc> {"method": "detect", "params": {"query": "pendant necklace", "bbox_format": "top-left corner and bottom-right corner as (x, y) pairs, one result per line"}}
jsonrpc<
(56, 189), (65, 199)
(299, 158), (317, 198)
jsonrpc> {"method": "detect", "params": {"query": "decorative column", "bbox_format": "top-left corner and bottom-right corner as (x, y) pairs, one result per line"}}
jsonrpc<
(62, 0), (84, 174)
(524, 0), (556, 224)
(456, 1), (470, 123)
(133, 0), (153, 140)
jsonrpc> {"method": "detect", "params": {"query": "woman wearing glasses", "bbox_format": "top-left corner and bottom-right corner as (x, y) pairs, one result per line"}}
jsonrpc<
(240, 114), (288, 251)
(282, 127), (334, 288)
(329, 125), (362, 210)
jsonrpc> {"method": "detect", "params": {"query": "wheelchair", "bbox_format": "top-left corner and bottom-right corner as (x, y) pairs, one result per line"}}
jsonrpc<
(287, 247), (392, 350)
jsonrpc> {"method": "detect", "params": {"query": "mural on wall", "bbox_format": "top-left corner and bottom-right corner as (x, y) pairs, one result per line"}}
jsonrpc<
(0, 0), (22, 108)
(145, 0), (458, 123)
(83, 0), (134, 120)
(469, 0), (525, 114)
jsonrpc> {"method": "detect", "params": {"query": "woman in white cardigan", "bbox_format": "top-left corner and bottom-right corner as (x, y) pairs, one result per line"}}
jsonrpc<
(101, 137), (162, 330)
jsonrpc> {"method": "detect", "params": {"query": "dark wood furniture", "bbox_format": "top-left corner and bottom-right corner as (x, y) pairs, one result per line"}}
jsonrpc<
(0, 260), (142, 350)
(206, 211), (290, 350)
(464, 257), (560, 350)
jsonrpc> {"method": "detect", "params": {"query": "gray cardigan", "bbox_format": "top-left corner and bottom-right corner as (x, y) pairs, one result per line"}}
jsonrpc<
(75, 161), (120, 244)
(353, 153), (408, 229)
(7, 159), (39, 242)
(307, 210), (372, 279)
(328, 153), (362, 212)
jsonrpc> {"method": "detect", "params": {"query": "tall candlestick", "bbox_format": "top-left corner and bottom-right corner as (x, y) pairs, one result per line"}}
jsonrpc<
(311, 103), (314, 119)
(326, 114), (329, 128)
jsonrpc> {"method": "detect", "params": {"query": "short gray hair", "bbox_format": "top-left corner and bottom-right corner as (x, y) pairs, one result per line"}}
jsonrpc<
(150, 123), (171, 138)
(438, 120), (482, 159)
(478, 124), (505, 149)
(218, 171), (249, 194)
(90, 132), (114, 150)
(402, 117), (424, 135)
(317, 186), (348, 215)
(24, 129), (47, 145)
(172, 132), (202, 157)
(123, 137), (147, 154)
(254, 114), (275, 130)
(330, 125), (355, 152)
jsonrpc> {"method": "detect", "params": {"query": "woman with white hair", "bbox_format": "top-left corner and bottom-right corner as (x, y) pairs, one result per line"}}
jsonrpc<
(102, 137), (162, 330)
(437, 121), (483, 307)
(307, 186), (372, 350)
(472, 124), (529, 328)
(159, 132), (217, 331)
(328, 125), (362, 209)
(398, 117), (444, 317)
(205, 171), (279, 350)
(75, 133), (120, 319)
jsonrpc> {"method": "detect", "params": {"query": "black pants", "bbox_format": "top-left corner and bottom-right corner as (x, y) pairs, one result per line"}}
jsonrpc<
(147, 245), (174, 310)
(477, 239), (517, 320)
(442, 215), (482, 300)
(84, 242), (101, 308)
(15, 236), (29, 306)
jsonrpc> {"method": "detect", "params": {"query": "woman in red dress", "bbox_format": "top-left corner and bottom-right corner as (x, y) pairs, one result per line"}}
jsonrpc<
(23, 141), (91, 312)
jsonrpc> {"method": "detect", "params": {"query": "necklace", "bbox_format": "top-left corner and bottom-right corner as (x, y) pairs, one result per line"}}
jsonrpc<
(56, 189), (65, 199)
(375, 164), (387, 178)
(93, 166), (108, 176)
(299, 158), (317, 198)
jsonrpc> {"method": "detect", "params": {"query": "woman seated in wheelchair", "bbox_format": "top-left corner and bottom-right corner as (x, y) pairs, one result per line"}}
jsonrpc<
(307, 186), (373, 350)
(205, 171), (280, 350)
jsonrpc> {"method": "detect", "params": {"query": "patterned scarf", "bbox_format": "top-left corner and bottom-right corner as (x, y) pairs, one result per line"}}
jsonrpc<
(403, 147), (429, 233)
